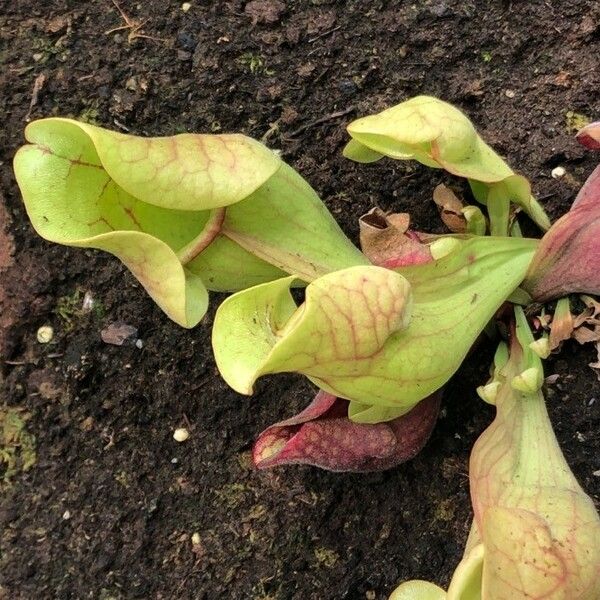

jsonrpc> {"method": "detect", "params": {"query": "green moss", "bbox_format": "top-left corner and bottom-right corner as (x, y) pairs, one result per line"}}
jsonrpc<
(434, 498), (456, 522)
(565, 110), (590, 133)
(214, 482), (251, 509)
(238, 53), (274, 76)
(0, 406), (36, 487)
(55, 288), (104, 330)
(314, 546), (338, 568)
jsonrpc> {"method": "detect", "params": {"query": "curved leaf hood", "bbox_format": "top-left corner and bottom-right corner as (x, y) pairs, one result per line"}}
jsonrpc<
(14, 118), (366, 327)
(344, 96), (550, 235)
(213, 237), (537, 423)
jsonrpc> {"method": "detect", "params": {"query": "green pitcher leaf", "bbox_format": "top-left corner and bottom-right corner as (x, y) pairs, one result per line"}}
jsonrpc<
(223, 162), (369, 281)
(13, 119), (282, 327)
(392, 307), (600, 599)
(345, 96), (551, 234)
(14, 118), (366, 327)
(466, 307), (600, 599)
(213, 266), (412, 396)
(213, 237), (538, 422)
(24, 118), (281, 211)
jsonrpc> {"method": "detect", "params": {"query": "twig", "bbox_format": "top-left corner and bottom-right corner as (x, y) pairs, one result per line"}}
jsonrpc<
(25, 73), (46, 122)
(105, 0), (165, 44)
(182, 413), (192, 430)
(536, 192), (556, 202)
(308, 25), (341, 44)
(286, 106), (355, 139)
(113, 118), (130, 132)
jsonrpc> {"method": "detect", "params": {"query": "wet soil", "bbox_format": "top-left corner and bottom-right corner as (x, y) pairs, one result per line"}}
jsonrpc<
(0, 1), (599, 598)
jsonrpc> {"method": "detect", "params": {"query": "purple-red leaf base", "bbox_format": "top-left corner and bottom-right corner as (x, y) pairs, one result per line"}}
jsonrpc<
(253, 390), (441, 472)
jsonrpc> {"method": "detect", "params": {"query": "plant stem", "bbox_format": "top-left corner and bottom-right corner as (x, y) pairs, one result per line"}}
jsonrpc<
(177, 207), (226, 265)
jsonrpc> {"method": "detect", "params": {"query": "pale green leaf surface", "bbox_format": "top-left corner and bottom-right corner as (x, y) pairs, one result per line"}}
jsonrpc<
(345, 96), (550, 232)
(213, 267), (411, 395)
(13, 118), (334, 326)
(389, 580), (447, 600)
(466, 308), (600, 599)
(212, 237), (538, 420)
(346, 96), (511, 179)
(24, 118), (281, 211)
(211, 276), (298, 393)
(342, 138), (385, 163)
(223, 162), (369, 281)
(446, 544), (484, 600)
(186, 236), (286, 292)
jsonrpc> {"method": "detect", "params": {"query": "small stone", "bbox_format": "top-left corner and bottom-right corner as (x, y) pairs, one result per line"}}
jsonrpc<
(171, 457), (179, 464)
(100, 322), (138, 346)
(338, 79), (357, 95)
(37, 325), (54, 344)
(135, 339), (143, 349)
(176, 31), (196, 50)
(173, 428), (189, 442)
(62, 510), (71, 520)
(82, 291), (95, 312)
(505, 89), (516, 98)
(429, 1), (450, 17)
(551, 166), (566, 179)
(576, 431), (586, 442)
(593, 469), (600, 477)
(244, 0), (286, 25)
(177, 50), (192, 61)
(191, 532), (201, 546)
(181, 2), (191, 11)
(80, 416), (94, 432)
(32, 53), (44, 62)
(125, 76), (138, 91)
(147, 498), (159, 514)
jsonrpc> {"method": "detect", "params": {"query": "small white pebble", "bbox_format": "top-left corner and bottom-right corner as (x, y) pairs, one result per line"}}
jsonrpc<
(505, 89), (515, 98)
(82, 291), (95, 312)
(37, 325), (54, 344)
(62, 510), (71, 520)
(551, 166), (566, 179)
(181, 2), (191, 11)
(593, 469), (600, 477)
(171, 457), (179, 464)
(135, 338), (144, 349)
(576, 431), (586, 442)
(191, 532), (201, 545)
(173, 428), (190, 442)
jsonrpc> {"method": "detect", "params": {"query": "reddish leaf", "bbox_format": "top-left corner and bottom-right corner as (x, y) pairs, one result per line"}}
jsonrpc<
(253, 390), (441, 472)
(576, 121), (600, 150)
(524, 165), (600, 300)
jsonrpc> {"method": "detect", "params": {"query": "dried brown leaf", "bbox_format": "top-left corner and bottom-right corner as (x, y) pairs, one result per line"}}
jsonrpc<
(573, 326), (600, 345)
(549, 300), (575, 351)
(358, 208), (432, 268)
(433, 184), (467, 233)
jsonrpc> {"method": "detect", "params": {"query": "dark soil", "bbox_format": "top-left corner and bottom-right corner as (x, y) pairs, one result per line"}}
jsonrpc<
(1, 1), (599, 598)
